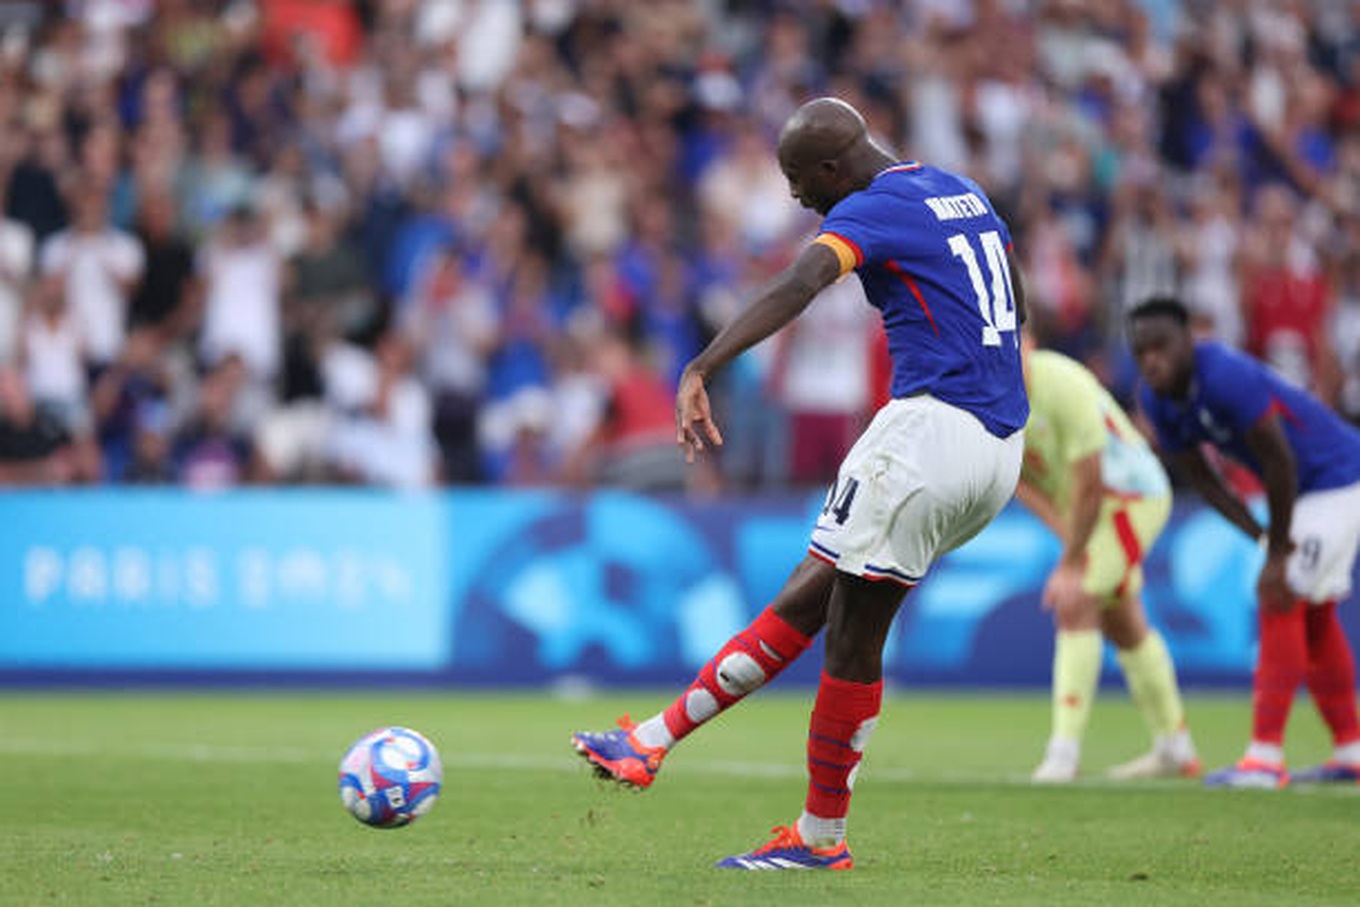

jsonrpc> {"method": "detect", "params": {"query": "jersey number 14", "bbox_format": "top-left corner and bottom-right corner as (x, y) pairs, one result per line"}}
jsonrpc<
(947, 230), (1016, 347)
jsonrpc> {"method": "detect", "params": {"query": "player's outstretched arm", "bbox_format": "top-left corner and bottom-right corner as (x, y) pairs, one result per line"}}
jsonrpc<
(676, 243), (842, 461)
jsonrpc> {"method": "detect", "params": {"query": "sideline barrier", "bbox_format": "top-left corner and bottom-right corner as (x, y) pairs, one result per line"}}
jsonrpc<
(2, 489), (1349, 687)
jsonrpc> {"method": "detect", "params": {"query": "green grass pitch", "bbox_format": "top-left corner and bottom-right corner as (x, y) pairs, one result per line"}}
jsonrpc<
(2, 691), (1358, 906)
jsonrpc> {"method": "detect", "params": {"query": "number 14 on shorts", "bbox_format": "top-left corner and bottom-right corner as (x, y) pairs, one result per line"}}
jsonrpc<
(822, 477), (860, 525)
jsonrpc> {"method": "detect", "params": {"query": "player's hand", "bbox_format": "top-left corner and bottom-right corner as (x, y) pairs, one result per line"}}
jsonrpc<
(1041, 560), (1087, 621)
(1257, 551), (1294, 613)
(675, 367), (723, 463)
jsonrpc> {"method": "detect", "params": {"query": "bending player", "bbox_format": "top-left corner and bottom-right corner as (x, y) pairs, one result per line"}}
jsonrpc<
(1017, 339), (1199, 782)
(572, 97), (1029, 869)
(1129, 296), (1360, 788)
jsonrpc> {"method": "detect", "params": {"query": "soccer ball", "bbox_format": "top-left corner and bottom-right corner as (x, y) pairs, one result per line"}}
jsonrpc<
(338, 726), (442, 828)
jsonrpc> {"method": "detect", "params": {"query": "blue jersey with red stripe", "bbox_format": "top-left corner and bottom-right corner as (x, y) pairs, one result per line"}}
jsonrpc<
(816, 162), (1027, 439)
(1139, 341), (1360, 494)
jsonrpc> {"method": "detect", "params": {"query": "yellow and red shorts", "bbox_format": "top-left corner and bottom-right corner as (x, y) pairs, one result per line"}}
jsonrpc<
(1083, 492), (1171, 605)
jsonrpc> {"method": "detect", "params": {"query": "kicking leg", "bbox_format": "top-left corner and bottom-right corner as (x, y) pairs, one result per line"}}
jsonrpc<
(570, 555), (831, 789)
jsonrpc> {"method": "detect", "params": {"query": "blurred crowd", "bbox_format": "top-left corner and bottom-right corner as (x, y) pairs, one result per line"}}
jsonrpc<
(3, 0), (1360, 492)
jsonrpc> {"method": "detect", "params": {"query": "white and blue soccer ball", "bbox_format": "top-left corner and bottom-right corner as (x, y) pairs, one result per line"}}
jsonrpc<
(338, 726), (442, 828)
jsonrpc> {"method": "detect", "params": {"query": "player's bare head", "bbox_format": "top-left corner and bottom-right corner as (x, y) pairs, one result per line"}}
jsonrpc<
(1128, 296), (1193, 397)
(776, 97), (878, 215)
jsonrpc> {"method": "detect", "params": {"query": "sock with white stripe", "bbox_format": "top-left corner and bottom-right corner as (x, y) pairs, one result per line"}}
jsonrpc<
(802, 671), (881, 847)
(642, 607), (812, 750)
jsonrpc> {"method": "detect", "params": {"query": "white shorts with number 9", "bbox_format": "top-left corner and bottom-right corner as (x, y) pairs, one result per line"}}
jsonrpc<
(808, 394), (1024, 586)
(1287, 479), (1360, 604)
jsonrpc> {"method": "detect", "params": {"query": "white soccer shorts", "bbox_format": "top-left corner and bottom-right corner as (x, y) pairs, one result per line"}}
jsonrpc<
(808, 394), (1024, 586)
(1287, 479), (1360, 603)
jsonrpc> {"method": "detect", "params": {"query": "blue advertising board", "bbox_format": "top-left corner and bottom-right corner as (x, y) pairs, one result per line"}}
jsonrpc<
(0, 490), (449, 670)
(1, 488), (1354, 687)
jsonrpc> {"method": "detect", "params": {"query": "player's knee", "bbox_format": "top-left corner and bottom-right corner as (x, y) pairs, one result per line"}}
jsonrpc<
(1100, 593), (1149, 647)
(1053, 598), (1100, 631)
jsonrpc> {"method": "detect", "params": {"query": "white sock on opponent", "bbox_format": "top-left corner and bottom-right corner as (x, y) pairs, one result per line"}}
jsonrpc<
(1156, 728), (1197, 763)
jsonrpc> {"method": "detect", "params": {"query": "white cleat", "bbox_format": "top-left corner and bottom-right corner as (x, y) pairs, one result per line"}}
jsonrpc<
(1031, 758), (1078, 783)
(1032, 738), (1080, 783)
(1106, 749), (1202, 780)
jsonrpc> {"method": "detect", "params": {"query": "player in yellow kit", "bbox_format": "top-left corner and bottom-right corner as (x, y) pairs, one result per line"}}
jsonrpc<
(1018, 343), (1200, 781)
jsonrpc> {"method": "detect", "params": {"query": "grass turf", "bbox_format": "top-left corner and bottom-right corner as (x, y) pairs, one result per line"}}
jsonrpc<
(1, 691), (1357, 906)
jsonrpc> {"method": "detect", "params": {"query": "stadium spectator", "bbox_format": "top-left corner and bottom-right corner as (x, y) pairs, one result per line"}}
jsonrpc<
(767, 273), (874, 487)
(562, 327), (689, 493)
(325, 328), (436, 489)
(0, 209), (33, 365)
(38, 184), (143, 373)
(121, 398), (175, 484)
(1238, 184), (1339, 400)
(20, 271), (89, 441)
(195, 204), (282, 394)
(1176, 176), (1242, 346)
(172, 354), (257, 490)
(399, 243), (496, 483)
(0, 364), (81, 484)
(6, 0), (1360, 490)
(90, 324), (172, 479)
(127, 191), (194, 336)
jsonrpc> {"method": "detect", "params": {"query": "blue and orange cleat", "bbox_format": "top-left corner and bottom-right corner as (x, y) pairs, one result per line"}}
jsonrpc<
(1290, 761), (1360, 784)
(715, 824), (853, 871)
(1203, 758), (1288, 789)
(570, 715), (666, 790)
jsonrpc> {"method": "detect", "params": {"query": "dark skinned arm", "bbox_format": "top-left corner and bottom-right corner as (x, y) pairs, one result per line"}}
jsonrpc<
(1171, 446), (1265, 540)
(676, 243), (842, 460)
(1244, 412), (1299, 611)
(686, 243), (843, 380)
(1173, 414), (1297, 611)
(1242, 412), (1297, 560)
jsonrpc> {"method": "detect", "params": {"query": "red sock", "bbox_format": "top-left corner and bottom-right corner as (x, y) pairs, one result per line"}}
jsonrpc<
(661, 607), (812, 742)
(1252, 605), (1309, 745)
(805, 671), (882, 821)
(1304, 601), (1360, 747)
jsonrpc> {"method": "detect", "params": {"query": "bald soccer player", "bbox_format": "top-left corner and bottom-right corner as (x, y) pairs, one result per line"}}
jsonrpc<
(572, 97), (1029, 870)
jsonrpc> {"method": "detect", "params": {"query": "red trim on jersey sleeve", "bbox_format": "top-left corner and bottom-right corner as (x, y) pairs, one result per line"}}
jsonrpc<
(1262, 396), (1302, 427)
(883, 260), (940, 337)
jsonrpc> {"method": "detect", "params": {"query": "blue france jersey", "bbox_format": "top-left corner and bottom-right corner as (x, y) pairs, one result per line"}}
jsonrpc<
(1139, 341), (1360, 494)
(813, 163), (1027, 439)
